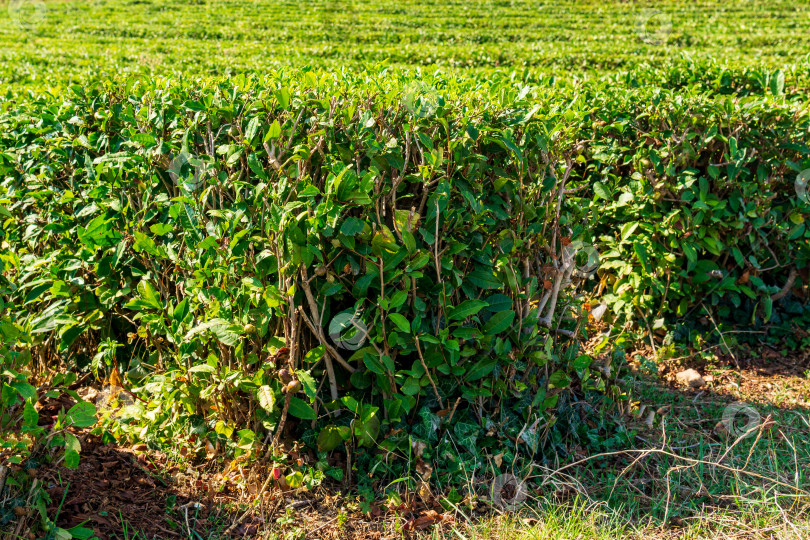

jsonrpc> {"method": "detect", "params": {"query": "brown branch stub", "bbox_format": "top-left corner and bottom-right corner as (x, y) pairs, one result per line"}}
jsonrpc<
(771, 267), (798, 302)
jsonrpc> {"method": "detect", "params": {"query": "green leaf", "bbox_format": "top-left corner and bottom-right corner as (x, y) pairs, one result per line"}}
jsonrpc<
(633, 241), (650, 272)
(267, 119), (282, 139)
(285, 471), (303, 488)
(620, 222), (639, 243)
(176, 203), (203, 242)
(549, 370), (571, 388)
(288, 397), (316, 420)
(303, 346), (325, 364)
(388, 313), (410, 333)
(59, 323), (85, 352)
(762, 296), (773, 323)
(124, 280), (163, 311)
(137, 280), (163, 309)
(465, 357), (497, 381)
(65, 526), (95, 540)
(770, 70), (785, 96)
(257, 386), (275, 412)
(248, 152), (268, 179)
(66, 402), (97, 428)
(236, 429), (256, 450)
(185, 318), (241, 346)
(400, 376), (421, 395)
(23, 399), (38, 428)
(149, 223), (173, 236)
(467, 268), (501, 289)
(132, 133), (156, 147)
(132, 231), (159, 256)
(64, 432), (81, 469)
(573, 355), (592, 371)
(483, 294), (513, 313)
(317, 425), (350, 452)
(354, 412), (380, 448)
(78, 214), (116, 248)
(0, 321), (21, 342)
(593, 182), (612, 201)
(502, 265), (518, 293)
(340, 217), (366, 236)
(448, 299), (488, 321)
(296, 370), (317, 399)
(12, 381), (37, 401)
(276, 88), (291, 110)
(483, 310), (515, 335)
(245, 117), (260, 142)
(188, 363), (216, 374)
(361, 351), (386, 375)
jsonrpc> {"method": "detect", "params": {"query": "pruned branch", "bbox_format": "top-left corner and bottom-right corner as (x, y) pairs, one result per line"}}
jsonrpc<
(771, 267), (798, 302)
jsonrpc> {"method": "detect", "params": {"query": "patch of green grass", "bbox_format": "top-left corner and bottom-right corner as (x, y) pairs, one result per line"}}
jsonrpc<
(438, 502), (810, 539)
(437, 499), (629, 540)
(186, 379), (807, 539)
(429, 380), (810, 540)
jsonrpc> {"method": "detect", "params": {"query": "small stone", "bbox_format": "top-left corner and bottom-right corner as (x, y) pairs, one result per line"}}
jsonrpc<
(77, 387), (99, 401)
(676, 368), (705, 389)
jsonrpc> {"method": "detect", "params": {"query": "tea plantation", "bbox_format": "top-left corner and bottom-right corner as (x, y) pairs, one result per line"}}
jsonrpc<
(1, 0), (809, 538)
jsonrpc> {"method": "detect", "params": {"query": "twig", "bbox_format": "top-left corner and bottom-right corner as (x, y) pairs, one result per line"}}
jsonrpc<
(271, 394), (291, 453)
(223, 467), (277, 535)
(0, 465), (8, 498)
(296, 307), (356, 374)
(415, 337), (443, 408)
(701, 302), (739, 369)
(298, 266), (356, 400)
(308, 515), (340, 535)
(545, 448), (808, 495)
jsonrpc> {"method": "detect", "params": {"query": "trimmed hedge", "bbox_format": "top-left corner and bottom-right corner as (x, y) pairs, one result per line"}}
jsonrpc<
(1, 67), (808, 480)
(573, 82), (810, 347)
(2, 72), (612, 470)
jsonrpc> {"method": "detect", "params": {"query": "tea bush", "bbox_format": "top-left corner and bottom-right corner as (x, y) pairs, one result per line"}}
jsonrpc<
(1, 66), (808, 485)
(0, 71), (617, 475)
(572, 82), (810, 348)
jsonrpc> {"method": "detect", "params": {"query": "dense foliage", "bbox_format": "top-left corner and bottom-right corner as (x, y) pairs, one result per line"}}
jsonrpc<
(1, 65), (808, 484)
(573, 79), (810, 349)
(1, 71), (619, 483)
(0, 6), (809, 531)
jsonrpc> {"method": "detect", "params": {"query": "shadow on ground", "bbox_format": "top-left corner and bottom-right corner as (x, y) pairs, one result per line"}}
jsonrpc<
(38, 437), (253, 539)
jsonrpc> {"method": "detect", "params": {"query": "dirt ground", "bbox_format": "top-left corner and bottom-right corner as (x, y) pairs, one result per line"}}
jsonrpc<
(655, 344), (810, 407)
(32, 436), (450, 538)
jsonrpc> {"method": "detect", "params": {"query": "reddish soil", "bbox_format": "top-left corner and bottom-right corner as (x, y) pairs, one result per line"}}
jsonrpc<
(24, 434), (453, 539)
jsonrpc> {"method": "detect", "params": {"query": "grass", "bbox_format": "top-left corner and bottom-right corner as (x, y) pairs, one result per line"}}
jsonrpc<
(437, 505), (810, 539)
(427, 377), (810, 540)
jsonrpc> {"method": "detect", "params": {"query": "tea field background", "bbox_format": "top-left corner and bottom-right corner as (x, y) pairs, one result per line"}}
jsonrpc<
(2, 0), (810, 90)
